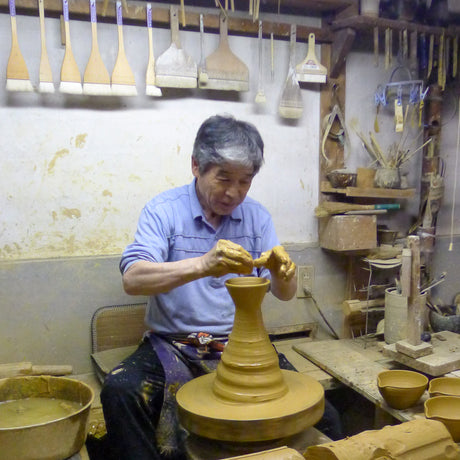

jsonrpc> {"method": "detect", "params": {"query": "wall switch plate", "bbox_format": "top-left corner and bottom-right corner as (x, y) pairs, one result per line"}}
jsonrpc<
(296, 265), (314, 298)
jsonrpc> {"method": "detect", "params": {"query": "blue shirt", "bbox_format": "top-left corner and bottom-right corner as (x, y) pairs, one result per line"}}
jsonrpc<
(120, 179), (279, 335)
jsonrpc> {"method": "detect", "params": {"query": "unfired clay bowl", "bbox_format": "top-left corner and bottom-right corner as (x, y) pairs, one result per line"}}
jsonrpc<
(377, 370), (428, 410)
(425, 396), (460, 442)
(428, 377), (460, 397)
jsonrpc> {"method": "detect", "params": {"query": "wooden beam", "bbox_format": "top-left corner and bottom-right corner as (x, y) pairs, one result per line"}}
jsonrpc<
(0, 0), (334, 42)
(330, 27), (355, 78)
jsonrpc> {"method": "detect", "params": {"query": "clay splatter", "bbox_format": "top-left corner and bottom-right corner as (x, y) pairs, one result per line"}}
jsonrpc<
(61, 208), (81, 219)
(47, 149), (70, 174)
(74, 134), (87, 149)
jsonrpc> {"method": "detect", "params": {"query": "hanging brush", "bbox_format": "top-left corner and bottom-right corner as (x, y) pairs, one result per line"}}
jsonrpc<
(145, 3), (161, 97)
(6, 0), (34, 92)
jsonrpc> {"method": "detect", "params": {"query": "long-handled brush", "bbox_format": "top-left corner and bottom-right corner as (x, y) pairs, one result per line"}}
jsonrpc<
(111, 0), (138, 96)
(59, 0), (82, 94)
(38, 0), (54, 93)
(155, 5), (197, 88)
(201, 12), (249, 91)
(6, 0), (34, 92)
(279, 24), (302, 119)
(315, 202), (400, 217)
(255, 20), (266, 104)
(198, 13), (208, 85)
(296, 33), (327, 84)
(83, 0), (112, 95)
(145, 3), (161, 97)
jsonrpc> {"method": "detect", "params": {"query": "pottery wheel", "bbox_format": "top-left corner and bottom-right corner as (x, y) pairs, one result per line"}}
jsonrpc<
(176, 277), (325, 443)
(176, 370), (324, 442)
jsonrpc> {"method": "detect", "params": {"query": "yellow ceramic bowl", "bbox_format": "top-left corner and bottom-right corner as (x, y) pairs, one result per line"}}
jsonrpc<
(428, 377), (460, 398)
(377, 370), (428, 410)
(425, 396), (460, 442)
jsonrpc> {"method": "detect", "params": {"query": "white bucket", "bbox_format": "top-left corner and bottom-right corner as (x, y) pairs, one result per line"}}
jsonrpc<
(384, 288), (427, 344)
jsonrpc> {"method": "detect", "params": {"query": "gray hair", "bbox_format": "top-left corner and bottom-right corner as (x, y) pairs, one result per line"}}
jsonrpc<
(192, 114), (264, 174)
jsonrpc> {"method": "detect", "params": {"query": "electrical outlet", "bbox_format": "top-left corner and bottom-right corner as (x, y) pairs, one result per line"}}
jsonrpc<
(296, 265), (314, 298)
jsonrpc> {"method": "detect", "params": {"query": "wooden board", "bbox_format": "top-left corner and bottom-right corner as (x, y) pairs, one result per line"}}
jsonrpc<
(319, 215), (377, 251)
(383, 331), (460, 376)
(293, 338), (428, 422)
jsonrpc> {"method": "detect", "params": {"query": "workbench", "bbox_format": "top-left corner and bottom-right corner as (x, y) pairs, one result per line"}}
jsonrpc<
(293, 337), (430, 424)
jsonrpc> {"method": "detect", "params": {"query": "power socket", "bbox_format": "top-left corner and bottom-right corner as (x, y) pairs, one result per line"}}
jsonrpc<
(296, 265), (314, 298)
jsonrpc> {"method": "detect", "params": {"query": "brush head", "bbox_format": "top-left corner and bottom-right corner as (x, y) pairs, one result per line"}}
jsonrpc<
(198, 69), (209, 85)
(111, 83), (138, 97)
(6, 78), (34, 92)
(296, 71), (327, 84)
(83, 82), (112, 96)
(146, 85), (162, 97)
(155, 75), (197, 89)
(155, 44), (197, 89)
(199, 78), (248, 91)
(59, 81), (83, 95)
(278, 105), (303, 119)
(38, 81), (55, 93)
(255, 91), (266, 104)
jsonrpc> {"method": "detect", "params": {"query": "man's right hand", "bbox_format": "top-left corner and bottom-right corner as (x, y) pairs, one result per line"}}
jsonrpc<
(201, 239), (254, 277)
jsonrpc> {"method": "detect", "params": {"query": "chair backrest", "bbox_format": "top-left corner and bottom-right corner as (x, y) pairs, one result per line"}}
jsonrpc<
(91, 303), (148, 353)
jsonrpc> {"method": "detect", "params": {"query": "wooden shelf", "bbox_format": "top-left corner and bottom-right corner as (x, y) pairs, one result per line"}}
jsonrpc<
(321, 181), (415, 199)
(332, 15), (460, 37)
(0, 0), (347, 43)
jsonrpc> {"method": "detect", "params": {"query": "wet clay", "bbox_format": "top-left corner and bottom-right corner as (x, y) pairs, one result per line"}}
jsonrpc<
(377, 369), (428, 410)
(0, 397), (82, 428)
(304, 419), (460, 460)
(425, 396), (460, 442)
(176, 277), (325, 442)
(0, 376), (94, 460)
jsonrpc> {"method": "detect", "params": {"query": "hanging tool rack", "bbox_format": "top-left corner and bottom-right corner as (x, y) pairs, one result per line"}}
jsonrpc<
(0, 0), (337, 43)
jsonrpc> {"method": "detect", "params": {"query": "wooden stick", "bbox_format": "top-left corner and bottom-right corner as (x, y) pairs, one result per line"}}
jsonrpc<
(407, 236), (422, 346)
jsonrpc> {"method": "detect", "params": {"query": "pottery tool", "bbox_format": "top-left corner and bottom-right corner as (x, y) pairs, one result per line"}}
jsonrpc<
(255, 20), (265, 104)
(438, 33), (445, 90)
(278, 24), (303, 119)
(59, 0), (82, 94)
(6, 0), (34, 92)
(270, 32), (274, 81)
(295, 33), (327, 84)
(38, 0), (54, 93)
(384, 28), (390, 70)
(201, 12), (248, 91)
(145, 3), (161, 97)
(111, 1), (137, 96)
(453, 37), (458, 78)
(374, 26), (379, 67)
(83, 0), (111, 95)
(315, 202), (400, 217)
(427, 34), (434, 79)
(155, 5), (196, 89)
(198, 13), (208, 85)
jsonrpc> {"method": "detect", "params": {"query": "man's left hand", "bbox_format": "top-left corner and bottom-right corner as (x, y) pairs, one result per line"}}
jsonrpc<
(253, 246), (296, 282)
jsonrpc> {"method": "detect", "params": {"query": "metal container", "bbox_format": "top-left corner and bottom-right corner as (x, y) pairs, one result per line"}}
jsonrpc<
(0, 376), (94, 460)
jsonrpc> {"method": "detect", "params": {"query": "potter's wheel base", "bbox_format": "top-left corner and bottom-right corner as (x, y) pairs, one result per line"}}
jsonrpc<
(177, 370), (325, 442)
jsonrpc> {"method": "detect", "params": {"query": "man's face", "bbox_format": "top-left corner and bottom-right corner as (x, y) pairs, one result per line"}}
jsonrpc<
(192, 158), (254, 217)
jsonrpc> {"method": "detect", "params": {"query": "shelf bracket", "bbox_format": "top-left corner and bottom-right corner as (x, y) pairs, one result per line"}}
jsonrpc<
(330, 27), (356, 79)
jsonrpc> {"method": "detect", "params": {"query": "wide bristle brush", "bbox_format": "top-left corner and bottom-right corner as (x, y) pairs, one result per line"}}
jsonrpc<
(6, 0), (34, 92)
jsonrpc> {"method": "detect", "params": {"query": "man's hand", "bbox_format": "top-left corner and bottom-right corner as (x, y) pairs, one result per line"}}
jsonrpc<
(201, 239), (254, 277)
(253, 245), (296, 282)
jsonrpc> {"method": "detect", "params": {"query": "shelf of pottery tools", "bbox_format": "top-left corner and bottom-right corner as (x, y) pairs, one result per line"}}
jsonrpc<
(331, 15), (460, 38)
(0, 0), (344, 43)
